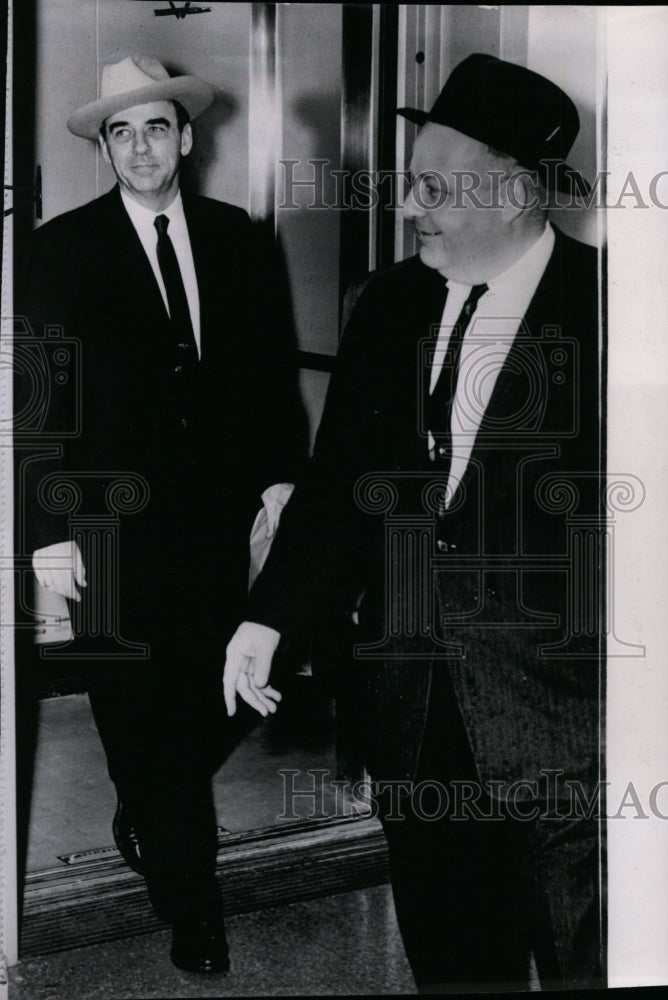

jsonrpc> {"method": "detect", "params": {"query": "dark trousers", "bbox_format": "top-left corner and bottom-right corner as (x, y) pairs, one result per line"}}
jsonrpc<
(88, 655), (254, 922)
(49, 479), (257, 920)
(376, 666), (604, 993)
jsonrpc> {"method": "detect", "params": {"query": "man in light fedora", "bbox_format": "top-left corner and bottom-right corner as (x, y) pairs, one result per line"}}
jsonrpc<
(224, 53), (604, 991)
(18, 55), (305, 973)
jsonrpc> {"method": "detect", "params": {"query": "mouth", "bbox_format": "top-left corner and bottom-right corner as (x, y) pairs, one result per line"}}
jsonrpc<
(415, 228), (440, 241)
(131, 164), (159, 173)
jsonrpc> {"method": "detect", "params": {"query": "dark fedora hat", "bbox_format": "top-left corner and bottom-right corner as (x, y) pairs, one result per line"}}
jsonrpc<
(398, 53), (590, 195)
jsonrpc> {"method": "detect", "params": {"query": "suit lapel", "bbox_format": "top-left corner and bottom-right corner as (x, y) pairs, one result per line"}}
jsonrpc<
(407, 257), (449, 396)
(416, 258), (450, 341)
(454, 230), (565, 493)
(183, 196), (219, 363)
(98, 187), (171, 335)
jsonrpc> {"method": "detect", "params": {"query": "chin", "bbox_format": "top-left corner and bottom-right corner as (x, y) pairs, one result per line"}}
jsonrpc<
(418, 244), (448, 272)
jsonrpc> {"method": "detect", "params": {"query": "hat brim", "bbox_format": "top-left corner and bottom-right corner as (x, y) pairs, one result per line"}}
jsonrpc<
(67, 76), (214, 140)
(396, 107), (591, 196)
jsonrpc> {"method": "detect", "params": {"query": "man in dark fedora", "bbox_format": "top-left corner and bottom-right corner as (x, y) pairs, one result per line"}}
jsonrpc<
(18, 55), (305, 972)
(224, 54), (604, 991)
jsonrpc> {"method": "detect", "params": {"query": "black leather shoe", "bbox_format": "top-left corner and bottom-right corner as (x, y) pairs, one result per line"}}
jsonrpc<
(112, 796), (144, 875)
(170, 913), (230, 974)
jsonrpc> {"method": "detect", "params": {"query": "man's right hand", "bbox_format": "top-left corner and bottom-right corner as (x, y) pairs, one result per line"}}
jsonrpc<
(223, 622), (282, 717)
(32, 540), (87, 601)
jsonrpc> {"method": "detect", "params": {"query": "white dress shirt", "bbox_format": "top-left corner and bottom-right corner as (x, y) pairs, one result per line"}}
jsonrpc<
(429, 223), (555, 506)
(120, 189), (201, 357)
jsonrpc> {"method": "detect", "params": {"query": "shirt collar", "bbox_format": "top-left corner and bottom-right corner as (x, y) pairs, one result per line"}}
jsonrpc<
(485, 223), (555, 296)
(120, 188), (184, 231)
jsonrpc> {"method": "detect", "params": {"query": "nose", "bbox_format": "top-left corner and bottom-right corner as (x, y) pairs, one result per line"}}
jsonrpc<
(403, 181), (425, 221)
(132, 129), (150, 154)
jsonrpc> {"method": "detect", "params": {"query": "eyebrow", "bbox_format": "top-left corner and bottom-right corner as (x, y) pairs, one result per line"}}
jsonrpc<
(108, 117), (172, 132)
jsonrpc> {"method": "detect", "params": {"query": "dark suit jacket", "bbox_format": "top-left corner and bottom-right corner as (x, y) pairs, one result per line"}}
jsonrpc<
(16, 186), (306, 659)
(248, 226), (603, 795)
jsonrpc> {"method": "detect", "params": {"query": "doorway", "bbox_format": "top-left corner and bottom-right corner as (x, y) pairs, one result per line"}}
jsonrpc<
(9, 0), (395, 958)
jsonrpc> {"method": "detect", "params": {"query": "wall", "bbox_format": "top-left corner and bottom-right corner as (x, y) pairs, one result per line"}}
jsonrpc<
(277, 3), (342, 359)
(526, 5), (600, 245)
(604, 6), (668, 986)
(34, 0), (98, 222)
(276, 3), (344, 444)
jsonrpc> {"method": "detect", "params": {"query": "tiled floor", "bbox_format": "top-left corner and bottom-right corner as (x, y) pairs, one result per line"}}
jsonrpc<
(13, 678), (415, 997)
(9, 886), (417, 999)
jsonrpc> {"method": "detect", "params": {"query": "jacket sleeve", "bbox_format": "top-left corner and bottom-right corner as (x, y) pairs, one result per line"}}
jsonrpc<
(232, 218), (310, 497)
(245, 274), (388, 639)
(14, 222), (78, 554)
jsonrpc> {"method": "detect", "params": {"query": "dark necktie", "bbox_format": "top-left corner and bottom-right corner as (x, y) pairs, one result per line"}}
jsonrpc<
(154, 214), (198, 367)
(426, 282), (488, 461)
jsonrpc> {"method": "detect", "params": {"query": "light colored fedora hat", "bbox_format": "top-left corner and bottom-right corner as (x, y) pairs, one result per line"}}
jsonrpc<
(67, 55), (214, 139)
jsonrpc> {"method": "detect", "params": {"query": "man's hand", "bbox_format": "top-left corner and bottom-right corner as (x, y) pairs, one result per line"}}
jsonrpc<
(261, 483), (294, 538)
(224, 622), (282, 717)
(32, 540), (87, 602)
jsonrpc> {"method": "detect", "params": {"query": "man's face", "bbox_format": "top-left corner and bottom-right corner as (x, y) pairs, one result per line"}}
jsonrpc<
(404, 123), (510, 284)
(100, 100), (192, 210)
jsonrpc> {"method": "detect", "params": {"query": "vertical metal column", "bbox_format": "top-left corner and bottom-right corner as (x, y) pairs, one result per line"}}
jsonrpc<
(0, 0), (18, 977)
(340, 2), (376, 308)
(374, 3), (400, 271)
(249, 2), (278, 227)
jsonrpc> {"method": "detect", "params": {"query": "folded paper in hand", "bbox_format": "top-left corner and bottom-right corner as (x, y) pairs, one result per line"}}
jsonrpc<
(34, 582), (74, 645)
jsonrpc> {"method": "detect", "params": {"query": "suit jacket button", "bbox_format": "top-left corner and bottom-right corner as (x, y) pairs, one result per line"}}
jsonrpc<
(181, 418), (188, 428)
(174, 364), (183, 373)
(437, 540), (449, 552)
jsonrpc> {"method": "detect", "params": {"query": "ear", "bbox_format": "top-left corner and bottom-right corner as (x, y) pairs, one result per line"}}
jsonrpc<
(180, 122), (193, 157)
(501, 170), (535, 222)
(99, 135), (111, 165)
